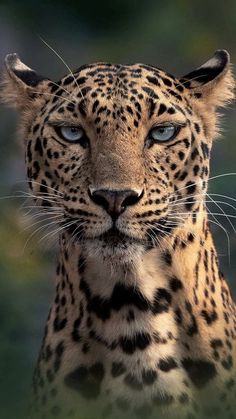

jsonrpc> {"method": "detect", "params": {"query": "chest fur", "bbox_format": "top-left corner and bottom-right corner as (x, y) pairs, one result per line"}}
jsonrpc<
(32, 240), (236, 419)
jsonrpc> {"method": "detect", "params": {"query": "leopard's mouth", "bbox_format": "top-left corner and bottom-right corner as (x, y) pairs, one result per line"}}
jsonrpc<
(97, 226), (145, 246)
(63, 215), (173, 248)
(63, 218), (145, 247)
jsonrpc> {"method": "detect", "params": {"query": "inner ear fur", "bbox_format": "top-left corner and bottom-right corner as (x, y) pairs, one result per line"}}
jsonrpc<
(1, 53), (49, 110)
(180, 50), (235, 108)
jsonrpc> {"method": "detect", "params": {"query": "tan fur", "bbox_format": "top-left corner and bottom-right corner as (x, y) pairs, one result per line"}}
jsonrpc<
(1, 51), (236, 419)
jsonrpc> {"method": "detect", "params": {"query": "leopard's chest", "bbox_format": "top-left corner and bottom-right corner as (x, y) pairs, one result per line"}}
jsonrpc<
(35, 320), (193, 419)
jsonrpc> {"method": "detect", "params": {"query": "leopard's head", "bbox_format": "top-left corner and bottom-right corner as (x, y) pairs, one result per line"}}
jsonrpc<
(2, 51), (234, 261)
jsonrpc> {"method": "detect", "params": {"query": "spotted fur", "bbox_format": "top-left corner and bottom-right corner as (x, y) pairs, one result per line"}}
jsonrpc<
(1, 50), (236, 419)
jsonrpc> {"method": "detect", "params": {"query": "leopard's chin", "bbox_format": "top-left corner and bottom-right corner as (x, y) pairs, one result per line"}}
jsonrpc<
(64, 219), (147, 261)
(83, 227), (146, 263)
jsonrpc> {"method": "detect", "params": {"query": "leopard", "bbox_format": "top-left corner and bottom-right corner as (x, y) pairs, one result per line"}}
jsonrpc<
(1, 49), (236, 419)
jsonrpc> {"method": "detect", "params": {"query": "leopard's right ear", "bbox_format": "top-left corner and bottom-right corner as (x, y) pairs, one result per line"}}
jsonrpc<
(1, 53), (50, 110)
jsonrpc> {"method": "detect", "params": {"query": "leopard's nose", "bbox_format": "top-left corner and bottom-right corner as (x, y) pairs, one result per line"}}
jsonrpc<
(88, 188), (143, 220)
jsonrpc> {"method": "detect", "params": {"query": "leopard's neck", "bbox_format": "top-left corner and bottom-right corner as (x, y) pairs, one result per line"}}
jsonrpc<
(52, 212), (232, 352)
(34, 212), (236, 419)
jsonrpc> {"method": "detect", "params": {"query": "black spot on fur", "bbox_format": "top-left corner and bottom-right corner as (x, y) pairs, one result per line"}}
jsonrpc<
(76, 77), (88, 85)
(142, 369), (158, 385)
(147, 75), (160, 86)
(201, 310), (218, 325)
(78, 99), (87, 117)
(210, 339), (223, 349)
(87, 283), (150, 321)
(124, 374), (143, 391)
(201, 141), (210, 158)
(169, 276), (183, 292)
(221, 355), (233, 370)
(162, 77), (172, 87)
(163, 250), (172, 266)
(182, 358), (217, 388)
(187, 314), (198, 336)
(53, 317), (67, 332)
(185, 181), (196, 195)
(35, 137), (43, 156)
(142, 86), (158, 99)
(158, 357), (178, 372)
(120, 332), (151, 354)
(64, 363), (104, 399)
(152, 288), (172, 314)
(158, 103), (167, 116)
(111, 362), (126, 378)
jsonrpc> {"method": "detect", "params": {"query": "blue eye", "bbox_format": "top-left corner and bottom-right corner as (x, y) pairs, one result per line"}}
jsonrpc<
(60, 126), (85, 142)
(149, 125), (180, 143)
(53, 125), (89, 148)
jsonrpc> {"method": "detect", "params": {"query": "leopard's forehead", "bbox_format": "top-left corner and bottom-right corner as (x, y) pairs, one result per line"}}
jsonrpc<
(58, 62), (186, 101)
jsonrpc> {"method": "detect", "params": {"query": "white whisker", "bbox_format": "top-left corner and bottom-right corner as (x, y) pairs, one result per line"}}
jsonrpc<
(206, 193), (236, 234)
(22, 218), (64, 254)
(14, 180), (64, 195)
(32, 90), (76, 105)
(38, 36), (84, 100)
(169, 172), (236, 198)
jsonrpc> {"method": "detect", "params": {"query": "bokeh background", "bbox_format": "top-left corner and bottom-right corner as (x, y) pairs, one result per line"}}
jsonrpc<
(0, 1), (236, 418)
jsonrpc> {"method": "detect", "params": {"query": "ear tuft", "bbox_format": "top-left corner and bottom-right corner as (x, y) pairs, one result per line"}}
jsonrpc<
(180, 49), (235, 108)
(5, 53), (46, 87)
(5, 53), (28, 72)
(1, 53), (48, 110)
(182, 50), (230, 86)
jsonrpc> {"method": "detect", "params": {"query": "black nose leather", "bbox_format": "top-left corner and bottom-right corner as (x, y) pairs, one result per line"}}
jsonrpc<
(89, 189), (143, 219)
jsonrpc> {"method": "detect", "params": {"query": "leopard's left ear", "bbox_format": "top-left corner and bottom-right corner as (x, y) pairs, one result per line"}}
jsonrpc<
(180, 50), (235, 108)
(1, 53), (49, 110)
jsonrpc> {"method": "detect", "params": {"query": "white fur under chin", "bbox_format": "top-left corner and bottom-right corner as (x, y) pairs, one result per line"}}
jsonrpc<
(83, 238), (145, 265)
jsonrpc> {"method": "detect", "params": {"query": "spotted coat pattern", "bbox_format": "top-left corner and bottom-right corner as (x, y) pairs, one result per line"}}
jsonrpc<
(2, 50), (236, 419)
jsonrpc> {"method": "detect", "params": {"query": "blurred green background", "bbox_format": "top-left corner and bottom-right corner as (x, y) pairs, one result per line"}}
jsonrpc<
(0, 1), (236, 418)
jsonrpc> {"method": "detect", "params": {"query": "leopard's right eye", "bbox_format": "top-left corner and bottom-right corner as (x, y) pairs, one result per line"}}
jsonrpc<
(54, 126), (89, 148)
(60, 126), (84, 142)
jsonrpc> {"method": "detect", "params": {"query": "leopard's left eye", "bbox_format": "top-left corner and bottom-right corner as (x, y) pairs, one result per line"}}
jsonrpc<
(148, 125), (180, 143)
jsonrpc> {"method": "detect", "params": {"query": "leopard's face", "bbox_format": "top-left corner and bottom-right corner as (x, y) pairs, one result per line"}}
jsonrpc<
(3, 52), (233, 261)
